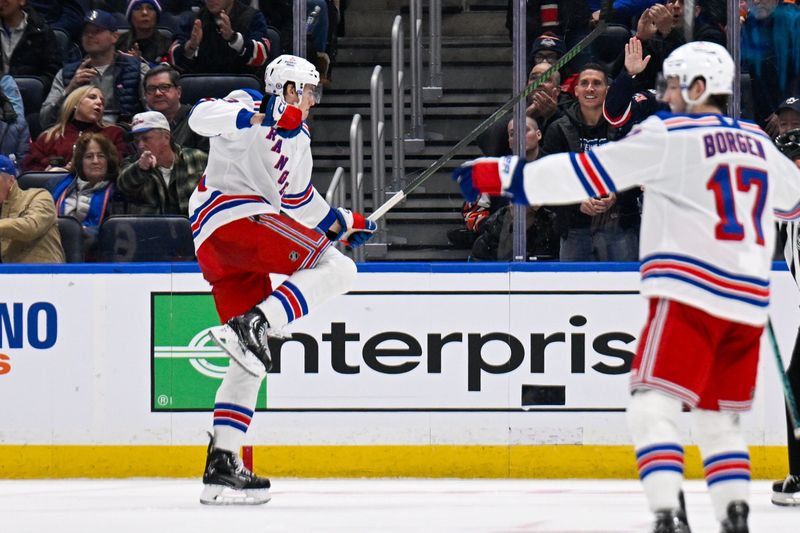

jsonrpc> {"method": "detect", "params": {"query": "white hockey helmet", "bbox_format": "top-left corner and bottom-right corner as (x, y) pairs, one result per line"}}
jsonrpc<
(662, 41), (734, 106)
(264, 54), (322, 103)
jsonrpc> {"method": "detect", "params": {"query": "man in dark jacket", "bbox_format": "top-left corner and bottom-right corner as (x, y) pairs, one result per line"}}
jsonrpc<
(40, 9), (149, 128)
(0, 2), (62, 89)
(541, 63), (640, 262)
(169, 0), (278, 76)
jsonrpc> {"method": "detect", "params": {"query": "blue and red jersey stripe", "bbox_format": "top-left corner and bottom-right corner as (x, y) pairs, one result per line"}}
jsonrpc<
(640, 253), (770, 307)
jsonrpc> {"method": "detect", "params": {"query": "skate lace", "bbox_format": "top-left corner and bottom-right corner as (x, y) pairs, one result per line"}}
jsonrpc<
(233, 456), (255, 481)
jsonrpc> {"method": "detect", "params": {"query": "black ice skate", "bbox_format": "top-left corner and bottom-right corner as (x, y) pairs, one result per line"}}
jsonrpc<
(209, 307), (271, 377)
(771, 474), (800, 506)
(200, 437), (271, 505)
(651, 508), (691, 533)
(719, 501), (748, 533)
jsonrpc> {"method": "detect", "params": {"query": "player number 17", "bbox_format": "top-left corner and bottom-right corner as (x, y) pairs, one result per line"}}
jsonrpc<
(706, 164), (767, 246)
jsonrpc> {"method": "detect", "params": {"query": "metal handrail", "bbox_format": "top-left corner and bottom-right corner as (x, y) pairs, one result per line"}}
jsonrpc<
(408, 0), (425, 142)
(391, 16), (405, 191)
(370, 66), (386, 230)
(325, 166), (346, 208)
(424, 0), (443, 99)
(350, 114), (365, 262)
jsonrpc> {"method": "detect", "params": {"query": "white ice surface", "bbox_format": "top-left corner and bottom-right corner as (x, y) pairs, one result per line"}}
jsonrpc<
(0, 479), (797, 533)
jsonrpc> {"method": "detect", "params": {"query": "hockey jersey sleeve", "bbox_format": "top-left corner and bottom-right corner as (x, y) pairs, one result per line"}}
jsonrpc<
(771, 155), (800, 222)
(188, 91), (259, 137)
(518, 115), (668, 205)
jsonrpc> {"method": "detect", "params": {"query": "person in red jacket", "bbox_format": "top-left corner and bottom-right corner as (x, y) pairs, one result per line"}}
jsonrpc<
(22, 85), (130, 172)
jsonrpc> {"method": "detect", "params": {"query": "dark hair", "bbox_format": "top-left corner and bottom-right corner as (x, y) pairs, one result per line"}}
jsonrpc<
(72, 132), (120, 182)
(578, 62), (610, 84)
(689, 77), (729, 112)
(143, 64), (180, 88)
(706, 94), (730, 112)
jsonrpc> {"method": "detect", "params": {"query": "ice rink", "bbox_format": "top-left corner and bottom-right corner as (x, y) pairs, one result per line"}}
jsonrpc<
(0, 478), (797, 532)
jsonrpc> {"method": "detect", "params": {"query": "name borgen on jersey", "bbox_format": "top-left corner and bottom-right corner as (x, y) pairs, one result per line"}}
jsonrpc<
(513, 111), (800, 326)
(187, 88), (336, 249)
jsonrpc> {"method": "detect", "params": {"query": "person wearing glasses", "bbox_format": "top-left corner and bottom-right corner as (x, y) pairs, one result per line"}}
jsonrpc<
(141, 64), (208, 153)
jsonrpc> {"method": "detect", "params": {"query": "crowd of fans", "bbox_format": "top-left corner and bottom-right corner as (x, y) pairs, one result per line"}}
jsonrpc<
(0, 1), (797, 264)
(457, 0), (800, 262)
(0, 0), (340, 263)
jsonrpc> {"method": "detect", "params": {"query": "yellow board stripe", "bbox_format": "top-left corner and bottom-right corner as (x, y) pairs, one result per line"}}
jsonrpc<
(0, 445), (788, 479)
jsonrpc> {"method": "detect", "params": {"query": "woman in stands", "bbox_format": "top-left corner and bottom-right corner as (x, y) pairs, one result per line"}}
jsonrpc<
(117, 0), (172, 66)
(22, 85), (129, 172)
(47, 132), (124, 257)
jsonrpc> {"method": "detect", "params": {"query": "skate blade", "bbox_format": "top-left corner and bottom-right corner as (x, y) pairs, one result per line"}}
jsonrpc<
(200, 484), (271, 506)
(208, 326), (267, 378)
(771, 493), (800, 506)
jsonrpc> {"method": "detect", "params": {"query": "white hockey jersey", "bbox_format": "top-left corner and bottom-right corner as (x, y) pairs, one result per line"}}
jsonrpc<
(187, 89), (338, 249)
(517, 112), (800, 326)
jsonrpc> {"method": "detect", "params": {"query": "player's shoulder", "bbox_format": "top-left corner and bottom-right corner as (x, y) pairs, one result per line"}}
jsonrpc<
(222, 88), (264, 111)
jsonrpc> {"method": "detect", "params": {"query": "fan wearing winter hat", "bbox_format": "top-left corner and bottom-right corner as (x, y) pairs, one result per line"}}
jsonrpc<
(116, 0), (170, 66)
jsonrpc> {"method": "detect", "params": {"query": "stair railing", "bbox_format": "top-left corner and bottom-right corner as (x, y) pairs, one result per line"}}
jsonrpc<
(350, 114), (366, 262)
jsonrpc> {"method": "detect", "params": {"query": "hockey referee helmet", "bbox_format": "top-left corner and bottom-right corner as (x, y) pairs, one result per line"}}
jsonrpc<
(662, 41), (734, 106)
(264, 54), (322, 103)
(776, 128), (800, 161)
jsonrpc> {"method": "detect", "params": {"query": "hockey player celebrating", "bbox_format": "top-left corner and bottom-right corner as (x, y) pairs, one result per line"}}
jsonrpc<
(453, 42), (800, 533)
(188, 54), (376, 505)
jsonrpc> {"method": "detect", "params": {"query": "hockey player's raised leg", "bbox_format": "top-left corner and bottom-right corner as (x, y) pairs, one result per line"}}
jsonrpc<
(627, 389), (691, 533)
(252, 246), (358, 331)
(693, 409), (751, 533)
(200, 359), (271, 505)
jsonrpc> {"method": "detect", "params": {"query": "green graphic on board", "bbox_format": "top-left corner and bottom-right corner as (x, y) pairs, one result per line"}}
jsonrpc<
(151, 293), (267, 411)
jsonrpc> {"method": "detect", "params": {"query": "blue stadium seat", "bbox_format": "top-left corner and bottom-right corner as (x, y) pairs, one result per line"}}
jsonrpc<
(53, 28), (82, 64)
(178, 74), (263, 106)
(96, 215), (195, 262)
(13, 75), (46, 139)
(57, 216), (84, 263)
(17, 171), (65, 191)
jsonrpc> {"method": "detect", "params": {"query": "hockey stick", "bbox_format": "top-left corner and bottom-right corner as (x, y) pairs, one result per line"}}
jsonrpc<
(368, 0), (614, 223)
(767, 319), (800, 440)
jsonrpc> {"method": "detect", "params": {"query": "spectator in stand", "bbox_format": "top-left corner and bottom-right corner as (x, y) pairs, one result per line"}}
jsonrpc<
(0, 154), (64, 263)
(259, 1), (338, 84)
(477, 61), (566, 158)
(777, 96), (800, 136)
(0, 0), (62, 90)
(142, 64), (208, 152)
(471, 116), (559, 262)
(117, 110), (206, 215)
(527, 61), (570, 133)
(590, 0), (660, 27)
(603, 37), (668, 130)
(542, 63), (640, 262)
(741, 0), (800, 136)
(23, 85), (130, 172)
(49, 133), (123, 256)
(116, 0), (172, 66)
(670, 0), (726, 44)
(169, 0), (277, 75)
(40, 9), (150, 129)
(26, 0), (85, 42)
(0, 76), (29, 163)
(507, 0), (561, 57)
(528, 32), (565, 73)
(629, 0), (726, 92)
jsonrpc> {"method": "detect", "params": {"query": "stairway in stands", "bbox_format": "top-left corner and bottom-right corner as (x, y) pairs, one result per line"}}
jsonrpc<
(311, 0), (511, 261)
